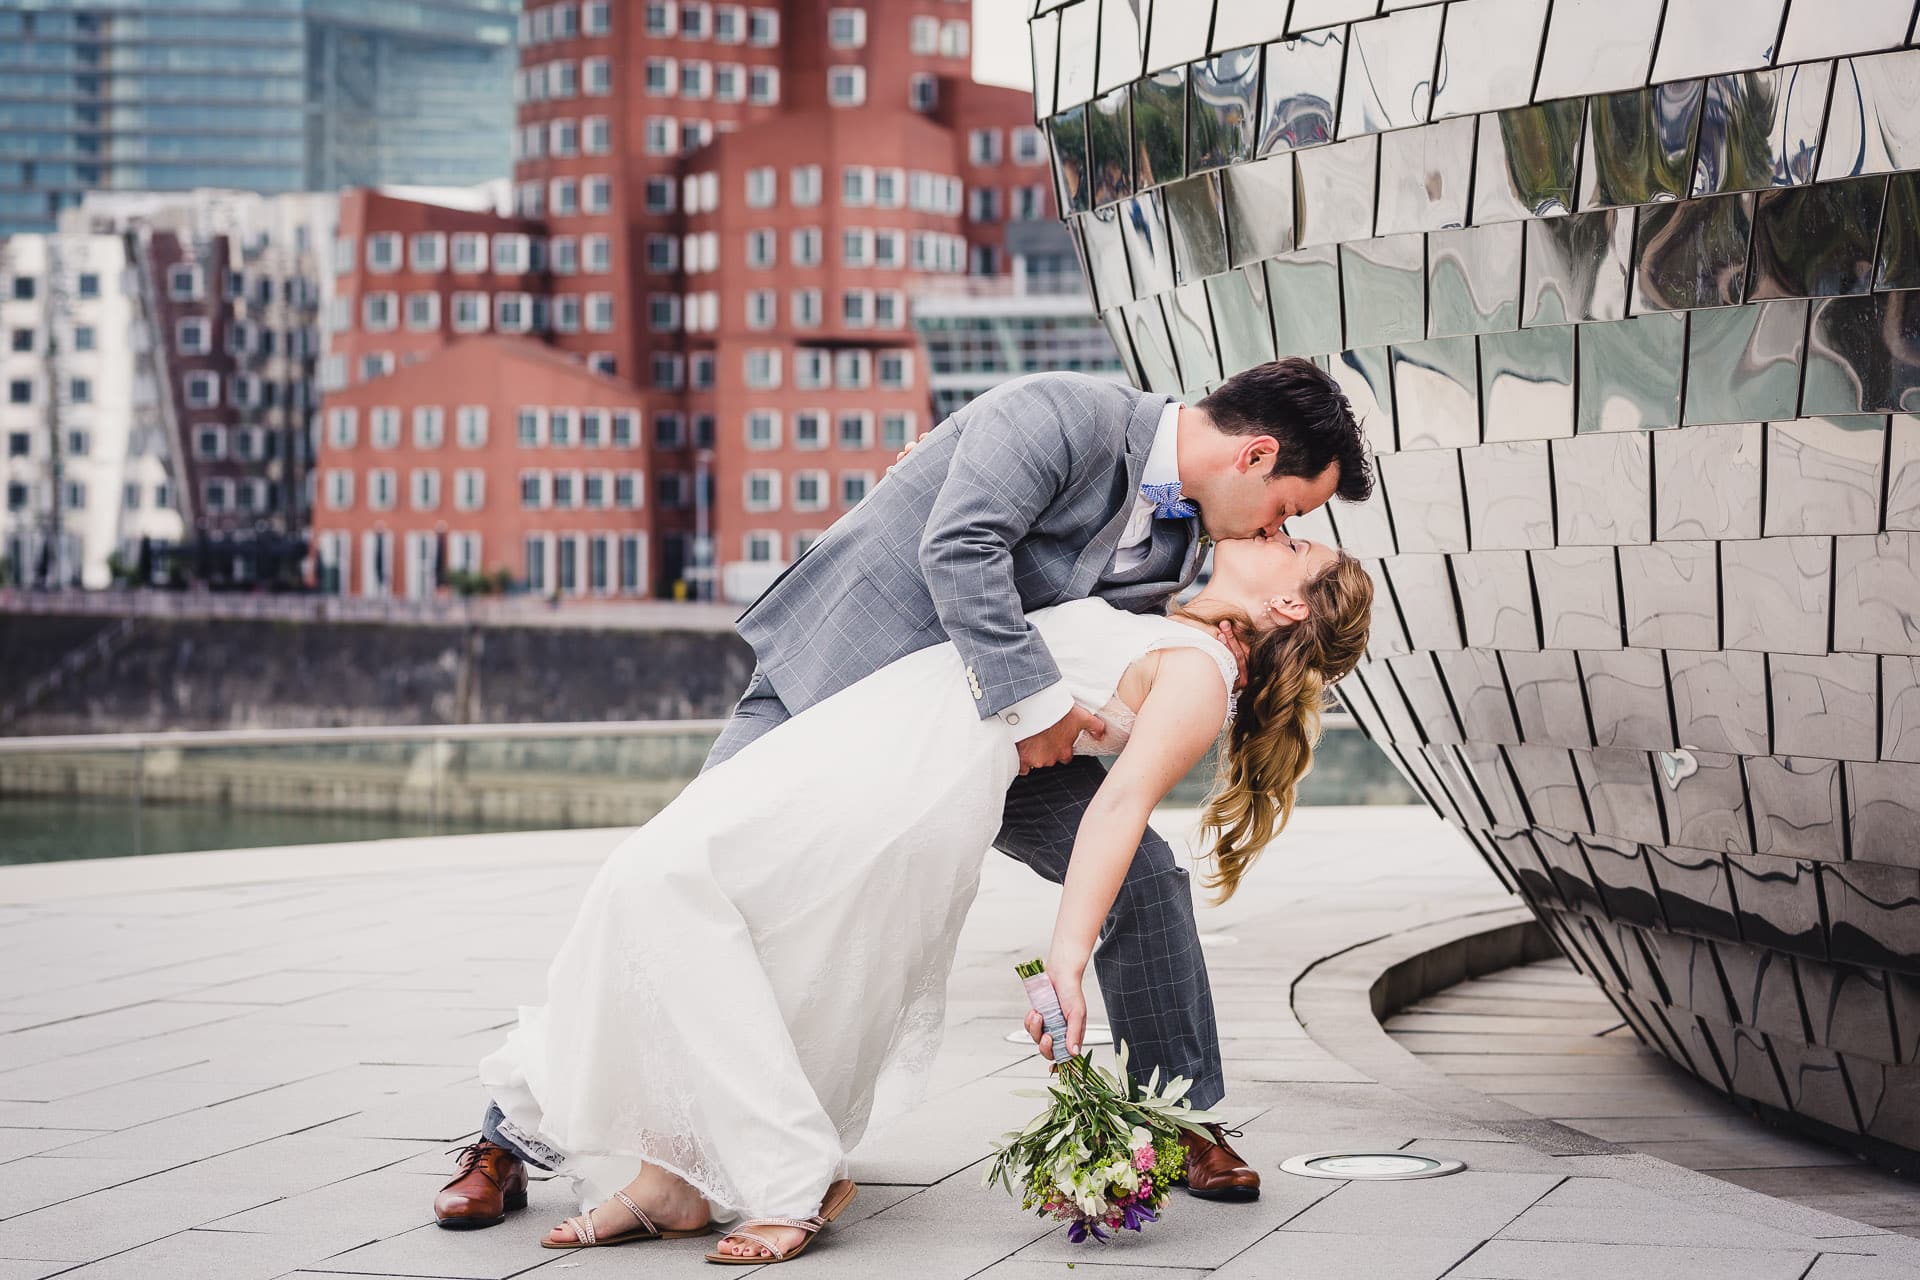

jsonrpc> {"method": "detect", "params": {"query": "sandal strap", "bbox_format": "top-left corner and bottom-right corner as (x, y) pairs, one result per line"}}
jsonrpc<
(568, 1213), (595, 1246)
(609, 1190), (656, 1237)
(724, 1227), (794, 1260)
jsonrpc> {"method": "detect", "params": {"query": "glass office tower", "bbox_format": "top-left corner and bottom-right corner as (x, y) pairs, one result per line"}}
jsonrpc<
(0, 1), (517, 235)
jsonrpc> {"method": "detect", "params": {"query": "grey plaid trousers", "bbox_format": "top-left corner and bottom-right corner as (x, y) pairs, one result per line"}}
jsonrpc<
(703, 673), (1227, 1111)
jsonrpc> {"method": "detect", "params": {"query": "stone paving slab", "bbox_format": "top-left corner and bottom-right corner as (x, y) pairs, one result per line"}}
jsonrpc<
(1, 808), (1916, 1278)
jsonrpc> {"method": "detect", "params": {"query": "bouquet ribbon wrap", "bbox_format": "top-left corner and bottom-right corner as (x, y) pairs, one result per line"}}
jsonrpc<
(1020, 967), (1072, 1064)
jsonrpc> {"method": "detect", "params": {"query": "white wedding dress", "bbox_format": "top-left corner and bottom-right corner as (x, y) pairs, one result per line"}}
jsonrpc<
(478, 597), (1238, 1221)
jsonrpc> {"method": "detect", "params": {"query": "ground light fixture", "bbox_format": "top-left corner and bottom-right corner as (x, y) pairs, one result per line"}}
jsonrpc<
(1279, 1152), (1466, 1181)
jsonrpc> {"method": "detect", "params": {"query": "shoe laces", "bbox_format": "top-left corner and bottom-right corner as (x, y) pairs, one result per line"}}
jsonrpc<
(447, 1141), (494, 1175)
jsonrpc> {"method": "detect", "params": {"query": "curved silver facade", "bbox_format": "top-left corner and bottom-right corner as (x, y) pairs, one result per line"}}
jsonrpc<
(1031, 0), (1920, 1161)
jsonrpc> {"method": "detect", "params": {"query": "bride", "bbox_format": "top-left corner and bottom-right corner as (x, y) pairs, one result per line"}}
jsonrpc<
(476, 533), (1373, 1264)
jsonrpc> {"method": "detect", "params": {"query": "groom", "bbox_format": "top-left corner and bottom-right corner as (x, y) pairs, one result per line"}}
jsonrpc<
(434, 358), (1369, 1225)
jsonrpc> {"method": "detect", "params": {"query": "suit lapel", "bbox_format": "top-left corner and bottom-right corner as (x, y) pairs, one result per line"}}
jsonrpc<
(1066, 392), (1175, 598)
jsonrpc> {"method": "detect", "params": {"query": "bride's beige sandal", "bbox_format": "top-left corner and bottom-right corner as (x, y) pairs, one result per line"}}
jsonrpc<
(705, 1179), (858, 1265)
(541, 1188), (713, 1250)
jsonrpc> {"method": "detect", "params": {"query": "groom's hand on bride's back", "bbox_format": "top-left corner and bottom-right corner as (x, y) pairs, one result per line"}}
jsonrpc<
(1015, 706), (1104, 776)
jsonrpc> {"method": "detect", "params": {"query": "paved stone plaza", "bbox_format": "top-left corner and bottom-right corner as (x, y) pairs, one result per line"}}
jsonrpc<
(2, 807), (1918, 1279)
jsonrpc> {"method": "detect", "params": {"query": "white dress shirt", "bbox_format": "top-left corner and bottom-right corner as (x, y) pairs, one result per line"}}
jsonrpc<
(998, 400), (1181, 738)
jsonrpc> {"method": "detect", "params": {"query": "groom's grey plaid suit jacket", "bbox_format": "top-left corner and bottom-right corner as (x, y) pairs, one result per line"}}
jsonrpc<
(735, 372), (1205, 718)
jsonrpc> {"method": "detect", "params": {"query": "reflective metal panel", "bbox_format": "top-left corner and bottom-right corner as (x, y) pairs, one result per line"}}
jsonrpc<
(1329, 345), (1399, 455)
(1534, 0), (1663, 100)
(1144, 0), (1209, 73)
(1259, 31), (1345, 157)
(1031, 8), (1061, 120)
(1079, 205), (1136, 310)
(1051, 106), (1093, 214)
(1765, 416), (1888, 536)
(1804, 294), (1920, 415)
(1683, 299), (1808, 426)
(1532, 545), (1624, 649)
(1749, 178), (1887, 300)
(1089, 85), (1135, 207)
(1164, 172), (1229, 282)
(1056, 0), (1100, 108)
(1693, 66), (1833, 197)
(1524, 209), (1632, 326)
(1133, 66), (1189, 187)
(1877, 173), (1920, 291)
(1166, 280), (1222, 387)
(1461, 441), (1555, 549)
(1206, 267), (1278, 374)
(1455, 550), (1540, 648)
(1382, 449), (1470, 553)
(1669, 649), (1770, 755)
(1650, 0), (1788, 84)
(1190, 47), (1261, 172)
(1889, 415), (1920, 531)
(1555, 432), (1652, 545)
(1221, 153), (1296, 265)
(1480, 327), (1577, 441)
(1770, 653), (1880, 761)
(1632, 194), (1753, 313)
(1621, 540), (1719, 649)
(1778, 0), (1916, 63)
(1818, 50), (1920, 182)
(1294, 134), (1379, 248)
(1096, 0), (1145, 94)
(1289, 0), (1380, 29)
(1429, 223), (1523, 337)
(1263, 246), (1346, 355)
(1582, 83), (1707, 211)
(1338, 6), (1442, 138)
(1119, 189), (1176, 296)
(1377, 116), (1477, 235)
(1391, 336), (1481, 449)
(1431, 0), (1550, 121)
(1341, 232), (1427, 348)
(1212, 0), (1292, 52)
(1576, 313), (1686, 432)
(1654, 421), (1765, 539)
(1720, 535), (1832, 655)
(1474, 100), (1585, 224)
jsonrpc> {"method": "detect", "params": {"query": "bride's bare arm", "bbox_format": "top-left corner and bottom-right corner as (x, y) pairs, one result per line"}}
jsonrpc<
(1040, 648), (1230, 1056)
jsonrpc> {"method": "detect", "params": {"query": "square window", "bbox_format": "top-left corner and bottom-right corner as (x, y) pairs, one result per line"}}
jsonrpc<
(828, 65), (865, 107)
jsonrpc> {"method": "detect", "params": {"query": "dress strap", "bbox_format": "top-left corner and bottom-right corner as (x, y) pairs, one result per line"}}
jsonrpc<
(1143, 623), (1240, 705)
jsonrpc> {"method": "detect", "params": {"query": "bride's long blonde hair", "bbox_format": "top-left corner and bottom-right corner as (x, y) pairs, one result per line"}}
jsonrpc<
(1174, 553), (1374, 902)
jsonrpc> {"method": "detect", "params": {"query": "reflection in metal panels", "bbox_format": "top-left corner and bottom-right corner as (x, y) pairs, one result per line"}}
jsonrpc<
(1036, 0), (1920, 1165)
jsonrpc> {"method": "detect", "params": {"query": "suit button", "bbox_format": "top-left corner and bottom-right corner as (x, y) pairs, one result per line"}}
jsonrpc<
(1006, 713), (1021, 726)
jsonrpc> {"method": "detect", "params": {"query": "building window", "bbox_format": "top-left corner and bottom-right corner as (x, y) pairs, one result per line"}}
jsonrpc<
(714, 62), (744, 101)
(878, 350), (913, 388)
(746, 166), (777, 208)
(791, 288), (821, 328)
(410, 232), (447, 271)
(193, 426), (227, 459)
(842, 165), (872, 206)
(653, 412), (686, 448)
(520, 470), (548, 509)
(828, 7), (865, 47)
(794, 349), (830, 389)
(841, 289), (870, 326)
(413, 406), (446, 449)
(941, 19), (970, 57)
(791, 226), (822, 267)
(744, 289), (776, 329)
(681, 60), (710, 97)
(745, 228), (777, 269)
(496, 294), (532, 333)
(583, 235), (613, 274)
(882, 412), (915, 451)
(363, 292), (397, 332)
(584, 115), (613, 155)
(828, 65), (865, 107)
(451, 233), (488, 272)
(583, 471), (608, 509)
(580, 410), (606, 447)
(792, 469), (828, 512)
(410, 468), (440, 511)
(744, 349), (781, 389)
(969, 187), (1001, 223)
(1013, 126), (1046, 164)
(550, 408), (577, 448)
(585, 56), (612, 94)
(748, 6), (778, 44)
(366, 233), (402, 273)
(452, 293), (488, 332)
(748, 65), (779, 104)
(681, 1), (710, 37)
(584, 176), (612, 214)
(841, 227), (872, 266)
(493, 235), (530, 273)
(455, 406), (488, 448)
(184, 372), (219, 407)
(584, 0), (612, 34)
(745, 409), (780, 449)
(176, 317), (210, 355)
(911, 14), (938, 53)
(454, 469), (486, 511)
(873, 167), (903, 207)
(406, 293), (441, 331)
(873, 229), (903, 268)
(713, 3), (743, 41)
(691, 352), (717, 390)
(645, 0), (675, 35)
(327, 407), (358, 448)
(517, 407), (546, 447)
(744, 470), (780, 512)
(646, 234), (679, 273)
(614, 472), (642, 510)
(652, 352), (686, 389)
(841, 472), (872, 508)
(371, 407), (402, 449)
(587, 294), (615, 331)
(369, 468), (397, 511)
(325, 470), (354, 510)
(613, 410), (640, 448)
(838, 410), (873, 450)
(792, 409), (826, 449)
(835, 349), (871, 389)
(551, 178), (579, 216)
(552, 471), (578, 508)
(909, 73), (937, 112)
(646, 56), (676, 95)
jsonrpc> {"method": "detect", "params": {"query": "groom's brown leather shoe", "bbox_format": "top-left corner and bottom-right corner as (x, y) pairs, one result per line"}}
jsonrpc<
(1180, 1124), (1261, 1201)
(434, 1140), (529, 1228)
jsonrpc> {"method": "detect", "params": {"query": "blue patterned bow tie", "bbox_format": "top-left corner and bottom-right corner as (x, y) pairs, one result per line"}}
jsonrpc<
(1141, 481), (1197, 520)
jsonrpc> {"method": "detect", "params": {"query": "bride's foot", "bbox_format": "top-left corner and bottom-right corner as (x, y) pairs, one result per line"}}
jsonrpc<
(545, 1164), (709, 1246)
(714, 1222), (811, 1259)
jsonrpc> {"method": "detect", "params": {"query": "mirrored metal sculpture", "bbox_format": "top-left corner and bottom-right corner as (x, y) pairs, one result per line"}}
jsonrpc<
(1037, 0), (1920, 1165)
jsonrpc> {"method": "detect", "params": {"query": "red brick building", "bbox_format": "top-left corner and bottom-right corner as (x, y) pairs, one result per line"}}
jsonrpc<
(312, 336), (650, 599)
(320, 0), (1065, 601)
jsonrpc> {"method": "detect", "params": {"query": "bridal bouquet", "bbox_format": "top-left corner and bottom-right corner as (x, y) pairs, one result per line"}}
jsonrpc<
(984, 959), (1219, 1242)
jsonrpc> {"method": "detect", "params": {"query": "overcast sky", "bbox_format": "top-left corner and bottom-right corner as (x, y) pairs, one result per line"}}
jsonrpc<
(972, 0), (1035, 91)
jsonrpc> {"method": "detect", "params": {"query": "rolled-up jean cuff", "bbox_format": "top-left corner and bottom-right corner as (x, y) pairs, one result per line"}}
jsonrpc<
(482, 1101), (558, 1172)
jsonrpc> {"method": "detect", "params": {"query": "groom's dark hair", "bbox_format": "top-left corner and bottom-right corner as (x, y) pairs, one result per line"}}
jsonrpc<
(1198, 359), (1373, 503)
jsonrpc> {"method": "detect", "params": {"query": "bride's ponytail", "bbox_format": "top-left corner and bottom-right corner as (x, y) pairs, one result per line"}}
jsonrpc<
(1182, 555), (1374, 903)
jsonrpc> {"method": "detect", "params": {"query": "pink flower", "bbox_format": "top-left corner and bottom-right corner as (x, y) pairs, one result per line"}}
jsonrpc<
(1133, 1146), (1156, 1171)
